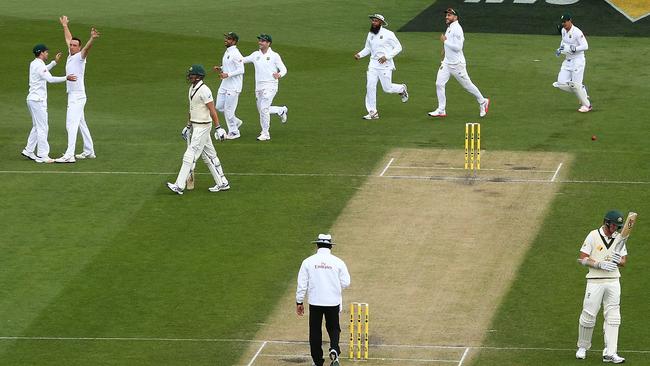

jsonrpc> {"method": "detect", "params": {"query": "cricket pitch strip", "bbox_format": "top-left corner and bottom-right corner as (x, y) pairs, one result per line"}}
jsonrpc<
(238, 149), (572, 366)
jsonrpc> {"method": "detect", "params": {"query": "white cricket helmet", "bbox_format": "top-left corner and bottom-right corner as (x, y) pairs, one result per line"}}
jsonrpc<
(368, 14), (388, 26)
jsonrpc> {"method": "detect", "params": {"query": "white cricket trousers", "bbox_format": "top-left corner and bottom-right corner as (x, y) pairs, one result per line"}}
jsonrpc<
(557, 57), (586, 85)
(216, 90), (242, 134)
(579, 279), (622, 354)
(435, 63), (486, 110)
(64, 93), (95, 157)
(174, 124), (227, 190)
(255, 87), (283, 135)
(365, 67), (405, 113)
(25, 99), (50, 157)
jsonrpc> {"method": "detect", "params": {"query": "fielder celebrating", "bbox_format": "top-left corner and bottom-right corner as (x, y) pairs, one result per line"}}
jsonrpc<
(243, 34), (288, 141)
(553, 12), (591, 113)
(55, 16), (99, 163)
(575, 210), (628, 363)
(214, 32), (245, 140)
(354, 14), (408, 120)
(167, 65), (229, 195)
(296, 234), (350, 366)
(429, 8), (489, 118)
(23, 44), (76, 163)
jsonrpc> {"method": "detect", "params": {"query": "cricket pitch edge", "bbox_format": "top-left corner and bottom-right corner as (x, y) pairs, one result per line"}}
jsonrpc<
(238, 149), (572, 366)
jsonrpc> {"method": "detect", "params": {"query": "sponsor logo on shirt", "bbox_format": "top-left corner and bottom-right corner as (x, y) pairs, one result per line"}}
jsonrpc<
(314, 262), (333, 270)
(597, 245), (604, 251)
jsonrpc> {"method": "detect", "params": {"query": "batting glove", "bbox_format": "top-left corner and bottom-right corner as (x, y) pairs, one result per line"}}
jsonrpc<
(611, 253), (623, 265)
(181, 126), (191, 141)
(214, 127), (227, 141)
(597, 261), (618, 272)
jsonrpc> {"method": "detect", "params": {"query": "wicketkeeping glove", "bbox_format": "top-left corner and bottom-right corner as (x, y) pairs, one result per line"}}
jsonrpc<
(570, 45), (576, 53)
(214, 127), (227, 141)
(611, 253), (623, 265)
(555, 45), (564, 57)
(181, 125), (191, 141)
(597, 261), (618, 272)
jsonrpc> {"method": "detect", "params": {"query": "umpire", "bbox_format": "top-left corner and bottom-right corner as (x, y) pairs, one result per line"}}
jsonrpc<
(296, 234), (350, 366)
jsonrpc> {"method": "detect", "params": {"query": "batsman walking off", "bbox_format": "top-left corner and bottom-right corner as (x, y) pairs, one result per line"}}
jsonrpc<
(167, 65), (229, 195)
(296, 234), (350, 366)
(575, 210), (628, 363)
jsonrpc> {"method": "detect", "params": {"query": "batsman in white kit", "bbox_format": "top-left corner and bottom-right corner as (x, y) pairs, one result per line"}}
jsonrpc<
(55, 16), (99, 163)
(243, 34), (288, 141)
(429, 8), (489, 118)
(354, 14), (408, 120)
(214, 32), (245, 140)
(167, 65), (229, 195)
(575, 210), (631, 364)
(23, 44), (76, 163)
(553, 12), (591, 113)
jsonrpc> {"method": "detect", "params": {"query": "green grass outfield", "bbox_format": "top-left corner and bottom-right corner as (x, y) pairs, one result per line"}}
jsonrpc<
(1, 1), (649, 365)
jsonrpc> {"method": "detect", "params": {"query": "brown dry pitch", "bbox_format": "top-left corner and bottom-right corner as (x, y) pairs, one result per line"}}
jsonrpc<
(236, 149), (571, 366)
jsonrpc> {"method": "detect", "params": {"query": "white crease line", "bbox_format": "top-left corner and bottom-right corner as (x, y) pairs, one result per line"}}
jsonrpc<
(458, 347), (470, 366)
(247, 341), (267, 366)
(379, 158), (395, 177)
(391, 166), (556, 173)
(260, 354), (457, 363)
(551, 162), (563, 182)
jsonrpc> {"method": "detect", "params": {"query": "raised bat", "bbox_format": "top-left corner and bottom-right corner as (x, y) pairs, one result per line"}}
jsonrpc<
(613, 212), (638, 253)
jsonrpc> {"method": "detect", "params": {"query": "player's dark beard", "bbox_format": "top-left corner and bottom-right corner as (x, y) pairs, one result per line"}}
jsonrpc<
(370, 24), (381, 34)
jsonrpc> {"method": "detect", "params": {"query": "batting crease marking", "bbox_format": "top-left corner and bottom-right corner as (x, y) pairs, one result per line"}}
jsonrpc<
(246, 340), (267, 366)
(379, 157), (395, 177)
(551, 162), (563, 182)
(458, 347), (470, 366)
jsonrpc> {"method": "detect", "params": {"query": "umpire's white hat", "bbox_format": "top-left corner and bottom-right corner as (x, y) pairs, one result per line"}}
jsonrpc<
(312, 233), (336, 245)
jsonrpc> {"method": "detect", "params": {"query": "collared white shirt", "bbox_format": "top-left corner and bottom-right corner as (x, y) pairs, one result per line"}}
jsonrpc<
(65, 51), (86, 94)
(580, 227), (627, 279)
(296, 248), (351, 307)
(219, 45), (245, 93)
(561, 25), (588, 61)
(357, 26), (402, 70)
(443, 21), (466, 65)
(243, 47), (287, 90)
(188, 81), (214, 123)
(27, 58), (66, 101)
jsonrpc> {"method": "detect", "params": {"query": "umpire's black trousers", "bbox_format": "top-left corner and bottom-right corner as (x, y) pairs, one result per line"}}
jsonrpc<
(309, 304), (341, 366)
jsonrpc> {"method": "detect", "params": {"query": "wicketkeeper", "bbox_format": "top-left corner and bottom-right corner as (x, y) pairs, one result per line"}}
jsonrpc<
(575, 210), (628, 363)
(167, 64), (229, 195)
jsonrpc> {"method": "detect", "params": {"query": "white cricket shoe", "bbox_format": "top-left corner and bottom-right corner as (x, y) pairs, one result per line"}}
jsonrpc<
(75, 151), (96, 159)
(21, 149), (37, 161)
(362, 111), (379, 120)
(329, 349), (340, 366)
(208, 183), (230, 192)
(225, 132), (241, 140)
(35, 155), (54, 163)
(603, 353), (625, 363)
(166, 182), (183, 195)
(578, 105), (592, 113)
(236, 119), (243, 128)
(400, 84), (409, 103)
(55, 155), (76, 163)
(428, 109), (447, 117)
(256, 133), (271, 141)
(480, 98), (490, 117)
(576, 347), (586, 359)
(280, 106), (288, 123)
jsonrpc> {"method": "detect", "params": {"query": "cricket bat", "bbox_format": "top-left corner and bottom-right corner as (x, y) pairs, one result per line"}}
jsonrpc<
(185, 130), (195, 190)
(613, 212), (638, 252)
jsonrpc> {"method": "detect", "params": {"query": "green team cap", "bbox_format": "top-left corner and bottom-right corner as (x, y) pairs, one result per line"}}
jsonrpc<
(604, 210), (624, 228)
(187, 64), (206, 77)
(257, 34), (272, 43)
(561, 12), (572, 21)
(445, 8), (459, 17)
(32, 43), (48, 56)
(224, 32), (239, 41)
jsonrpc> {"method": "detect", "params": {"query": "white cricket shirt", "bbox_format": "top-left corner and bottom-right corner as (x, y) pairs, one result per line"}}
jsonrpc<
(243, 47), (287, 90)
(561, 25), (588, 61)
(357, 26), (402, 70)
(443, 21), (466, 65)
(26, 58), (66, 101)
(219, 45), (245, 93)
(188, 81), (214, 123)
(580, 227), (627, 279)
(65, 51), (86, 95)
(296, 248), (351, 307)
